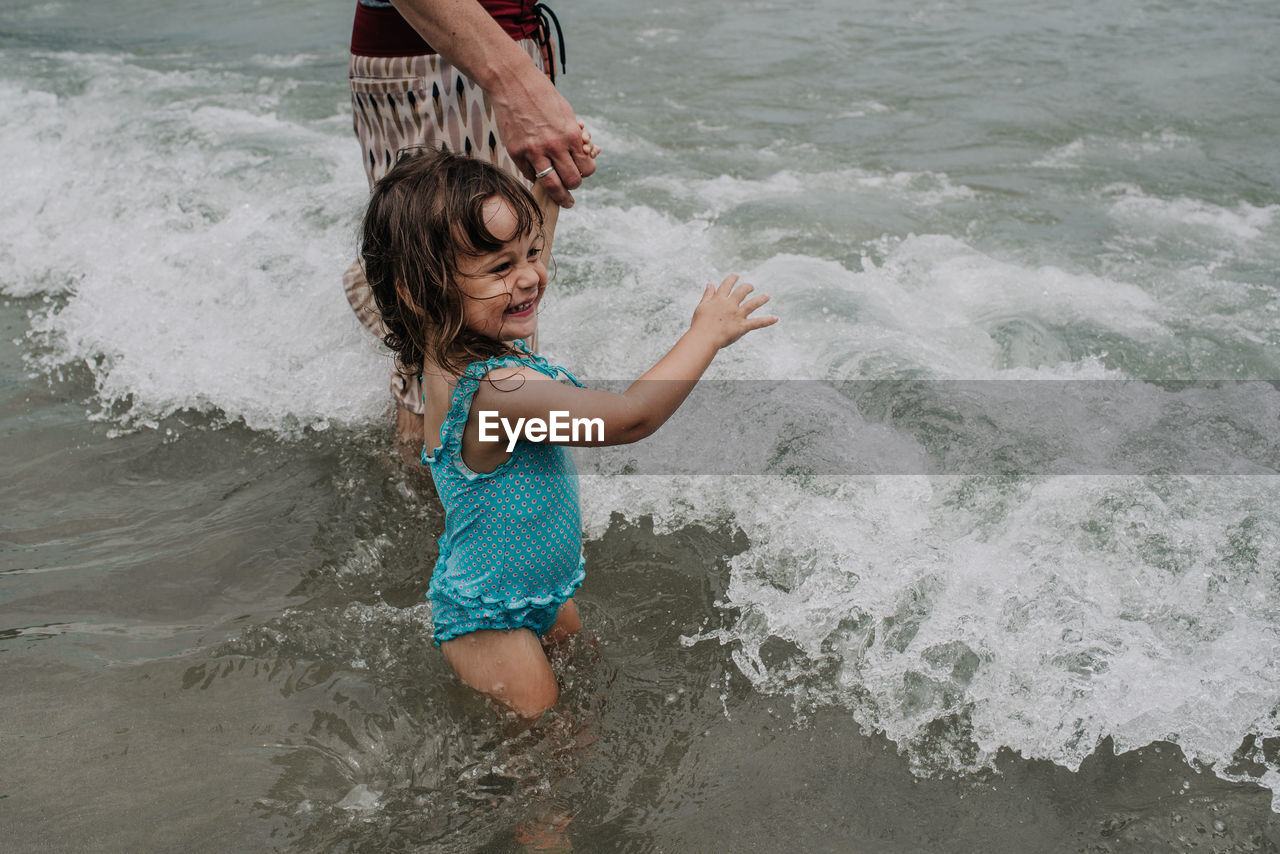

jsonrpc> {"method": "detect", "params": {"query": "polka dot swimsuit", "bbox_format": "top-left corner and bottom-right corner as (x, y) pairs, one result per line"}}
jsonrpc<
(421, 344), (586, 644)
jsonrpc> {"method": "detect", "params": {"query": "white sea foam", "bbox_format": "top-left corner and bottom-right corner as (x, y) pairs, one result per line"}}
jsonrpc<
(635, 167), (976, 217)
(1033, 139), (1087, 170)
(549, 211), (1167, 387)
(0, 53), (388, 430)
(1106, 184), (1279, 243)
(831, 101), (891, 119)
(588, 472), (1280, 788)
(1033, 130), (1198, 169)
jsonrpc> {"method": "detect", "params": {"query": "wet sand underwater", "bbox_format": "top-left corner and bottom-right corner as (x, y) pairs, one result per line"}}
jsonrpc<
(3, 306), (1279, 853)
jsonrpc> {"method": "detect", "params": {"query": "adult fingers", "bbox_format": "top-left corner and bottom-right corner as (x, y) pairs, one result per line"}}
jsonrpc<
(538, 171), (574, 207)
(513, 124), (597, 206)
(570, 145), (597, 181)
(527, 157), (575, 207)
(530, 137), (589, 208)
(548, 144), (586, 191)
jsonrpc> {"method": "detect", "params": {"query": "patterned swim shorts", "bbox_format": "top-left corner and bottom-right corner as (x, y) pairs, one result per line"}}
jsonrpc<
(343, 42), (547, 415)
(427, 583), (564, 646)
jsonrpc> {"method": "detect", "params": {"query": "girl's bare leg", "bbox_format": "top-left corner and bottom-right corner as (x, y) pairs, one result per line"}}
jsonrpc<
(439, 598), (582, 721)
(441, 628), (559, 722)
(541, 599), (581, 648)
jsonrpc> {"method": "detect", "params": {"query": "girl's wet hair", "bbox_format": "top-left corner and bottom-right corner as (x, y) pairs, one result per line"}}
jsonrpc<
(360, 147), (544, 379)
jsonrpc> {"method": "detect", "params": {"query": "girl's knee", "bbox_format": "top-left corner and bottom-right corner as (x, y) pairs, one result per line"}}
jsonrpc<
(506, 676), (559, 721)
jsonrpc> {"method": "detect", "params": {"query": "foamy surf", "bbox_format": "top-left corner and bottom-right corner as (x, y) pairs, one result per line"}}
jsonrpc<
(634, 474), (1280, 790)
(2, 52), (387, 430)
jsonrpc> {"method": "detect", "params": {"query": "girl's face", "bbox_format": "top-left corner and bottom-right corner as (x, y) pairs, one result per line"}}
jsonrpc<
(455, 196), (546, 342)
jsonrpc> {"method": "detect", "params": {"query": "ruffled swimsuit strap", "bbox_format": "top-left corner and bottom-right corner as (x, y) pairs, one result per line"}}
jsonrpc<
(505, 340), (586, 389)
(422, 341), (584, 465)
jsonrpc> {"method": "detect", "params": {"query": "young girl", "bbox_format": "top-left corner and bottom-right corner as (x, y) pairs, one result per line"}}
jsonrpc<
(361, 147), (776, 722)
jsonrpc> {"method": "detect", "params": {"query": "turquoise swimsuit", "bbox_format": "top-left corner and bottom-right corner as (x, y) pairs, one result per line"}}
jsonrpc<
(422, 344), (586, 645)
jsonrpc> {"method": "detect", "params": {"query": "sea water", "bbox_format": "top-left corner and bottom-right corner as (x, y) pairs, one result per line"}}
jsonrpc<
(3, 0), (1279, 849)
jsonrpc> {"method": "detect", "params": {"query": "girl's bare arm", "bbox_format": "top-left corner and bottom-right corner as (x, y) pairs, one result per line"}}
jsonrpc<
(469, 274), (776, 449)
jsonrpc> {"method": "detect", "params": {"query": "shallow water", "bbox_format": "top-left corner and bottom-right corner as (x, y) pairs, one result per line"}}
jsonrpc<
(3, 0), (1280, 850)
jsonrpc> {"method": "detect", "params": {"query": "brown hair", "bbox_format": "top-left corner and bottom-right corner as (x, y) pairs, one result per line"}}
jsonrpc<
(360, 147), (544, 379)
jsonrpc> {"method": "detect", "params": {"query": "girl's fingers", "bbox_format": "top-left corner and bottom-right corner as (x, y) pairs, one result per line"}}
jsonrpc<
(715, 274), (739, 296)
(577, 124), (597, 157)
(740, 293), (771, 314)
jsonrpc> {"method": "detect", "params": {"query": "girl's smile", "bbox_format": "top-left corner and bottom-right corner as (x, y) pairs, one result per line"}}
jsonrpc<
(456, 196), (547, 341)
(504, 296), (538, 316)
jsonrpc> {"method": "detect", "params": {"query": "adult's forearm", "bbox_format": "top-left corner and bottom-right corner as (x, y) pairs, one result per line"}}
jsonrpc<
(389, 0), (541, 92)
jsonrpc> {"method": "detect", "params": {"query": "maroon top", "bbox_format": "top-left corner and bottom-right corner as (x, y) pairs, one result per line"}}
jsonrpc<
(351, 1), (541, 58)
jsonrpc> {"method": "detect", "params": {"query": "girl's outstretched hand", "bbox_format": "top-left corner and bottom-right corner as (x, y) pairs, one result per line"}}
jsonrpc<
(690, 274), (778, 348)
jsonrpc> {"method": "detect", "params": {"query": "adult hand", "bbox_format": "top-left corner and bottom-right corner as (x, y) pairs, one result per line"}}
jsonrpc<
(389, 0), (595, 206)
(489, 64), (596, 208)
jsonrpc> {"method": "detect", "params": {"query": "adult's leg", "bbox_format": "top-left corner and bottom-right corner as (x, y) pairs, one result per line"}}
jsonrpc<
(345, 46), (552, 437)
(441, 627), (559, 721)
